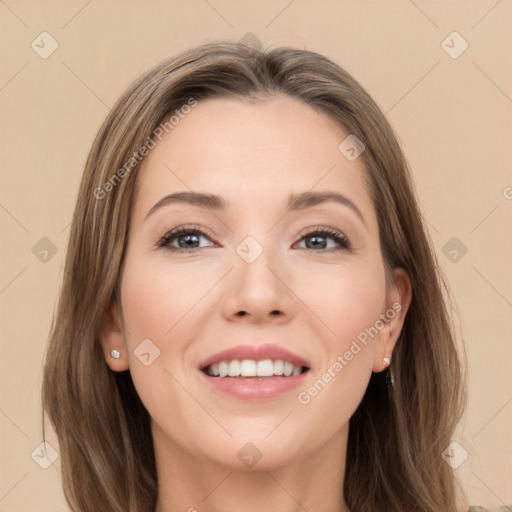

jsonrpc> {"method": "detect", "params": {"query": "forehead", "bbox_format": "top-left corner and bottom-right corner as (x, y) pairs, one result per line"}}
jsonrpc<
(133, 95), (375, 225)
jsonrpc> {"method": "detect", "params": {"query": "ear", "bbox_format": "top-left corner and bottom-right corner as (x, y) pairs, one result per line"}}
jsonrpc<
(372, 268), (412, 372)
(99, 298), (129, 372)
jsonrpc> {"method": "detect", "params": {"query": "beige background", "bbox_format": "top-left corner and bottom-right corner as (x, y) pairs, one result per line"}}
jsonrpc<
(1, 1), (511, 510)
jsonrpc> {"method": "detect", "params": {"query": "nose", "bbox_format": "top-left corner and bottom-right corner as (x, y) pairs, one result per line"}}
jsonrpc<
(221, 238), (294, 324)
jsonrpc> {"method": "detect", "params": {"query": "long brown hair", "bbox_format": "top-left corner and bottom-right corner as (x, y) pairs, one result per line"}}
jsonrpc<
(41, 40), (467, 511)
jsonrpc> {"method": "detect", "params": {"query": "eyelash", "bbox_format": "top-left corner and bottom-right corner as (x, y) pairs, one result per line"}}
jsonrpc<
(155, 224), (351, 253)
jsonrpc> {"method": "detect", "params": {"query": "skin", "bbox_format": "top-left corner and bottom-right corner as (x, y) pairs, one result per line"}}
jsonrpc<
(100, 95), (412, 512)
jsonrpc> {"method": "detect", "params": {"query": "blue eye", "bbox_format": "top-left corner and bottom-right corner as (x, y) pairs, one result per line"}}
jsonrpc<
(296, 227), (351, 251)
(156, 225), (351, 252)
(156, 226), (214, 252)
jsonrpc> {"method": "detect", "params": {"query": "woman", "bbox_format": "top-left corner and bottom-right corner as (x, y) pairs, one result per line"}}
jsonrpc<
(42, 40), (467, 511)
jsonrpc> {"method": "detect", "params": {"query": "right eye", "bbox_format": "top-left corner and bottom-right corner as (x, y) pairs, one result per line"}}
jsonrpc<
(156, 226), (217, 252)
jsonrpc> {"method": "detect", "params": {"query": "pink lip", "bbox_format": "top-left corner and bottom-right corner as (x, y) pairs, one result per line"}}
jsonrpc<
(197, 344), (311, 401)
(199, 370), (309, 401)
(198, 343), (310, 370)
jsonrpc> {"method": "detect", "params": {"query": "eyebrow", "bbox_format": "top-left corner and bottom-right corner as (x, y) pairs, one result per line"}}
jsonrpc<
(144, 190), (367, 227)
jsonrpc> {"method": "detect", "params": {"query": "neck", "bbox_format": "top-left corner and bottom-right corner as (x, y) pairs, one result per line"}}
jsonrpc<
(152, 422), (351, 512)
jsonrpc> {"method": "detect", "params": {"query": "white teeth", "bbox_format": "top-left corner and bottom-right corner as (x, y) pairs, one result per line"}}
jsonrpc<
(204, 359), (305, 378)
(218, 362), (228, 377)
(240, 360), (257, 376)
(256, 359), (274, 377)
(273, 359), (284, 375)
(291, 365), (301, 376)
(228, 360), (240, 377)
(283, 362), (294, 377)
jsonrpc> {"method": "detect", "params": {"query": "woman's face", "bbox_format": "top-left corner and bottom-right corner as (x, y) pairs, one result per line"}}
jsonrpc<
(102, 95), (410, 470)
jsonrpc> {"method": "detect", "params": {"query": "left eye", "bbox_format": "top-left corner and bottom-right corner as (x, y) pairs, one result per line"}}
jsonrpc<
(156, 226), (351, 252)
(296, 228), (350, 251)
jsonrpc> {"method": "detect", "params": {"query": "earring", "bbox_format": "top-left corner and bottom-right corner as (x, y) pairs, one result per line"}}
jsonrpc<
(110, 349), (121, 359)
(384, 357), (394, 390)
(385, 367), (394, 390)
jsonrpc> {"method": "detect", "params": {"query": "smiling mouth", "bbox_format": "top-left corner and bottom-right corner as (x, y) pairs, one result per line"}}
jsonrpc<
(201, 359), (310, 378)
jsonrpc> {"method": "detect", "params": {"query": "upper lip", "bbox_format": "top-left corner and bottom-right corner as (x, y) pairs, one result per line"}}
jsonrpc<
(198, 344), (311, 370)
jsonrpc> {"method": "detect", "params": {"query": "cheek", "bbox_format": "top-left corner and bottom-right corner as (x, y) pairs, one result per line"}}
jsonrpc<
(295, 275), (381, 442)
(117, 258), (188, 402)
(117, 254), (229, 413)
(120, 255), (217, 339)
(292, 254), (386, 347)
(292, 256), (384, 415)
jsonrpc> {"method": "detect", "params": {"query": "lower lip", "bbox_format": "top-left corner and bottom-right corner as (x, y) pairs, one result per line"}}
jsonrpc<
(198, 370), (309, 401)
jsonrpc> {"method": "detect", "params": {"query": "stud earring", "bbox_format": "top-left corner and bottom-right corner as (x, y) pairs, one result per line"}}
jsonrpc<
(110, 349), (121, 359)
(383, 357), (390, 367)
